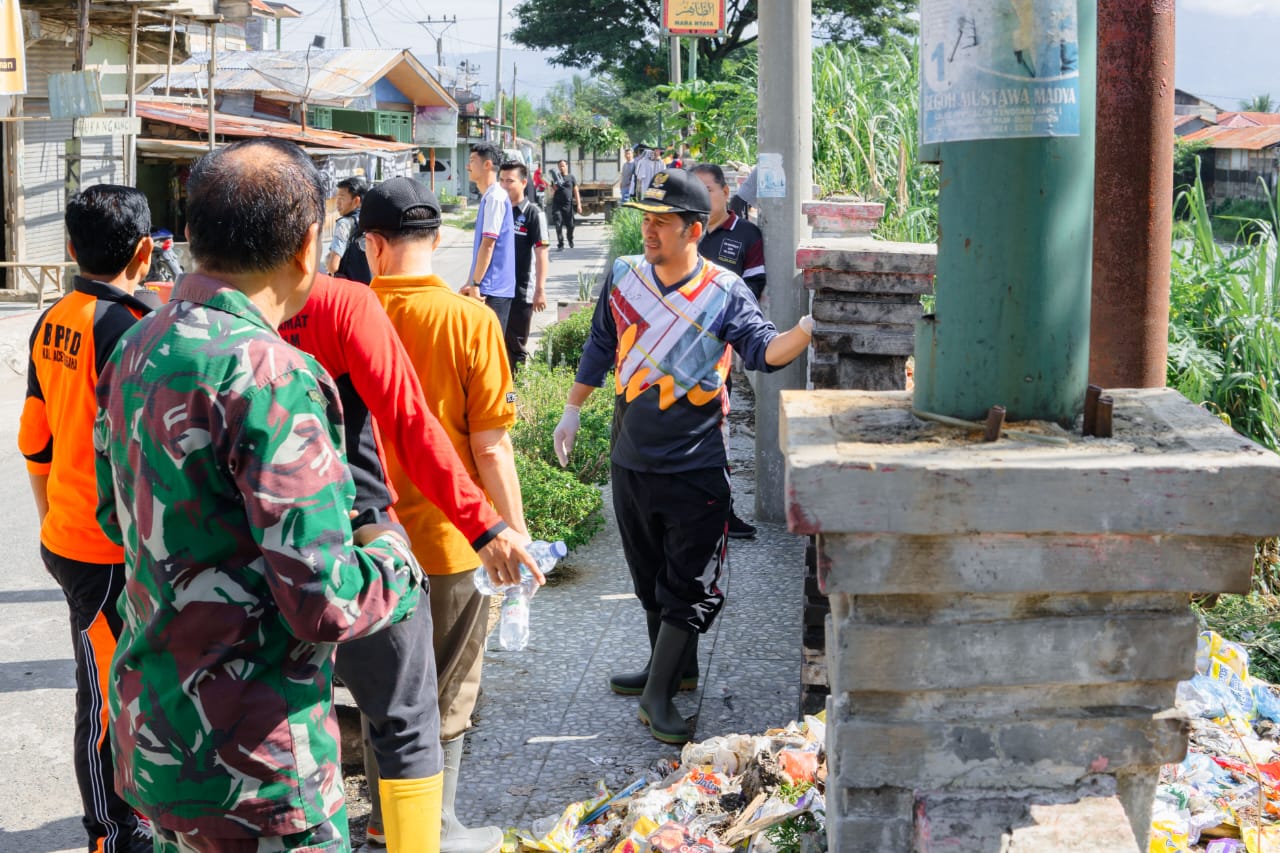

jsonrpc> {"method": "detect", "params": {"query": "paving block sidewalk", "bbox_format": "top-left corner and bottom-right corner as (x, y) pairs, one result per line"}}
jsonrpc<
(454, 373), (806, 829)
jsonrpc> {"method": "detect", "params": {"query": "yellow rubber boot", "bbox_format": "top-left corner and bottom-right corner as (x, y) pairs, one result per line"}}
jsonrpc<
(378, 773), (444, 853)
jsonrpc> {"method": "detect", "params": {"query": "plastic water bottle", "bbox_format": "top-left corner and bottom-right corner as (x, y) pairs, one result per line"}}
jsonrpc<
(472, 540), (567, 651)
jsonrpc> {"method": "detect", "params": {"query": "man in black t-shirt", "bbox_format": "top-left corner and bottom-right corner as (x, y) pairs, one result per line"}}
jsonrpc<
(549, 159), (582, 249)
(498, 162), (550, 373)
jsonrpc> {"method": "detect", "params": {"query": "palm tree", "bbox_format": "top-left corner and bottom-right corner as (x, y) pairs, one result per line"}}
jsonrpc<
(1241, 94), (1275, 113)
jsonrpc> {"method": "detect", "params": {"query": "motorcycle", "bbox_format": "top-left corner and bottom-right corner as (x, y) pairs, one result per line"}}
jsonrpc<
(145, 228), (183, 283)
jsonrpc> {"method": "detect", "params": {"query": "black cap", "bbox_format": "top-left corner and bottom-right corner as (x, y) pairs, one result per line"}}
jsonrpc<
(360, 177), (442, 233)
(624, 168), (711, 215)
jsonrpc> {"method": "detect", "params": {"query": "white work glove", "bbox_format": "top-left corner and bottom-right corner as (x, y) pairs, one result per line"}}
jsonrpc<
(553, 404), (581, 467)
(799, 314), (815, 334)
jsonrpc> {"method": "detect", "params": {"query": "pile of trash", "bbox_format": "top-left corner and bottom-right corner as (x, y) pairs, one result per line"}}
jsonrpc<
(508, 716), (827, 853)
(1152, 631), (1280, 852)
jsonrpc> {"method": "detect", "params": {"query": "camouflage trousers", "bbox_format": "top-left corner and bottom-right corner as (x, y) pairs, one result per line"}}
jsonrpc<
(150, 806), (349, 852)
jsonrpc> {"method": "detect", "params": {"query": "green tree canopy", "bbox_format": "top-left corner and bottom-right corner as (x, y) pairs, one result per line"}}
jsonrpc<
(481, 94), (543, 140)
(511, 0), (916, 93)
(541, 74), (667, 150)
(1241, 94), (1275, 113)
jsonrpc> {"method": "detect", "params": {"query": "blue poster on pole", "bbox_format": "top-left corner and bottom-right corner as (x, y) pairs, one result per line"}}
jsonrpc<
(920, 0), (1080, 145)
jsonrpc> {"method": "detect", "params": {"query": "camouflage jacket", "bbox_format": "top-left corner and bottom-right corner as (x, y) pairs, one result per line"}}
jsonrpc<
(93, 272), (422, 839)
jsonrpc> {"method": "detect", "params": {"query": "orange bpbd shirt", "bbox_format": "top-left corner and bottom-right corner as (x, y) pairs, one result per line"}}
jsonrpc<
(371, 274), (516, 575)
(19, 278), (158, 564)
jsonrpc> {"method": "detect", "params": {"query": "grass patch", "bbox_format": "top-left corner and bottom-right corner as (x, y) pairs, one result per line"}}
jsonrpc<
(442, 213), (476, 231)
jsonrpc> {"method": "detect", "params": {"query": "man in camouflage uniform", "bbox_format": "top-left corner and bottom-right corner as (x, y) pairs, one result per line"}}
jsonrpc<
(94, 138), (427, 852)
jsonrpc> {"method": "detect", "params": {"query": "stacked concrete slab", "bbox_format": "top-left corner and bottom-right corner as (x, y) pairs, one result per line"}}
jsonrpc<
(781, 388), (1280, 850)
(798, 201), (935, 392)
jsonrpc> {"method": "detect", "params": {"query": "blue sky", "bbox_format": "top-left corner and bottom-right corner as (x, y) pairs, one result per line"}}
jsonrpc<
(1177, 0), (1280, 108)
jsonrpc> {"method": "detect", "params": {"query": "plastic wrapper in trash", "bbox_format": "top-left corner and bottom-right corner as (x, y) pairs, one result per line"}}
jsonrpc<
(1149, 796), (1193, 853)
(646, 820), (728, 853)
(681, 735), (773, 776)
(778, 746), (821, 784)
(609, 816), (660, 853)
(1255, 683), (1280, 724)
(1242, 825), (1280, 853)
(802, 714), (825, 744)
(1181, 675), (1250, 721)
(1207, 840), (1248, 853)
(518, 781), (612, 852)
(1147, 819), (1192, 853)
(682, 767), (730, 797)
(1199, 631), (1260, 720)
(1164, 750), (1234, 790)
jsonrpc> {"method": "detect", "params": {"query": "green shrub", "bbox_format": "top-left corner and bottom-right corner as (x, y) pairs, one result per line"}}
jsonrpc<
(537, 304), (596, 370)
(607, 206), (644, 262)
(515, 453), (604, 550)
(511, 360), (613, 486)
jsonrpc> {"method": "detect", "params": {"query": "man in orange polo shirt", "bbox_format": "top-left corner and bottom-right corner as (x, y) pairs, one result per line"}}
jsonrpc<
(361, 177), (540, 853)
(19, 185), (160, 853)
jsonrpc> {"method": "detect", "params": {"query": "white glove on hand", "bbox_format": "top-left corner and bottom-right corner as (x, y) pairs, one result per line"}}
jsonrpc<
(799, 314), (815, 334)
(553, 404), (581, 467)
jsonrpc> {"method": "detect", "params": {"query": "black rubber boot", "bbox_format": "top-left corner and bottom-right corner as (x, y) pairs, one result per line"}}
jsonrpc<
(637, 622), (696, 744)
(609, 611), (699, 695)
(440, 736), (501, 853)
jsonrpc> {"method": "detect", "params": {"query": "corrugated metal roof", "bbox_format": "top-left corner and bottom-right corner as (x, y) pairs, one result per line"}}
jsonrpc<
(153, 48), (454, 109)
(136, 100), (417, 152)
(1183, 124), (1280, 151)
(1173, 114), (1206, 129)
(1217, 111), (1280, 128)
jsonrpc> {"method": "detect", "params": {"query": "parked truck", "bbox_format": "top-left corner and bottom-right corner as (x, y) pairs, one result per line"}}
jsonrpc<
(537, 140), (625, 222)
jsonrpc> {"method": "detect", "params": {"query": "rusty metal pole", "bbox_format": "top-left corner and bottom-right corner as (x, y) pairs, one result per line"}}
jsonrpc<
(1090, 0), (1175, 388)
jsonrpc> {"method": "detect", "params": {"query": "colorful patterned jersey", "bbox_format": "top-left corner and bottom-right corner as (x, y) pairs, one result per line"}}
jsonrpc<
(94, 272), (422, 839)
(575, 256), (780, 473)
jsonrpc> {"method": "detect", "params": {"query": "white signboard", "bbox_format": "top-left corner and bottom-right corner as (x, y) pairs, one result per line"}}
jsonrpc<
(920, 0), (1081, 145)
(414, 105), (458, 148)
(73, 116), (142, 138)
(756, 153), (785, 199)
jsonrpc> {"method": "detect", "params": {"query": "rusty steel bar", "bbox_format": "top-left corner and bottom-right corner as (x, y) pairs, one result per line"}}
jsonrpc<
(1091, 0), (1175, 388)
(984, 406), (1006, 443)
(1084, 384), (1103, 436)
(1096, 395), (1114, 438)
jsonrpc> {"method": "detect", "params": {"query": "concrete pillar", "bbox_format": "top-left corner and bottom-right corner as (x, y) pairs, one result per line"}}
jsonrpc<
(782, 387), (1280, 850)
(1090, 0), (1175, 388)
(753, 0), (813, 522)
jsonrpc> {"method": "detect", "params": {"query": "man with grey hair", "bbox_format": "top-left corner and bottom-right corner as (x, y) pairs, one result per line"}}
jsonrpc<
(94, 138), (425, 851)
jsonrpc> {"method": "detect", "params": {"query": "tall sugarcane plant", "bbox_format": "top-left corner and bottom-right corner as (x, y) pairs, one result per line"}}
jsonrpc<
(1168, 161), (1280, 452)
(659, 44), (938, 243)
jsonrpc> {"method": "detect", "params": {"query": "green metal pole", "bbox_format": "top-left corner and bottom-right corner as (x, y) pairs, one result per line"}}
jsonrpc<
(913, 1), (1097, 425)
